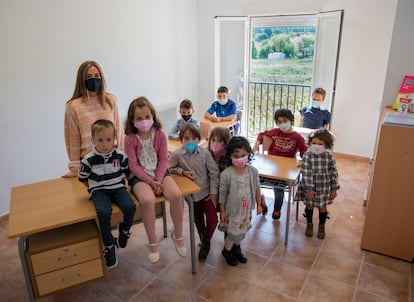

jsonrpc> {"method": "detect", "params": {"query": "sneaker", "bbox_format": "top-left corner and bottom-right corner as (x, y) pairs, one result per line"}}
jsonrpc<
(272, 210), (281, 220)
(317, 224), (325, 239)
(231, 244), (247, 263)
(118, 224), (131, 248)
(222, 248), (238, 266)
(198, 240), (210, 261)
(305, 223), (313, 237)
(104, 244), (118, 269)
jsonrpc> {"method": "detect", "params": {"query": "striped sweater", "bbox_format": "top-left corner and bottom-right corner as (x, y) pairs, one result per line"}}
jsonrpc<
(64, 94), (123, 173)
(78, 148), (129, 196)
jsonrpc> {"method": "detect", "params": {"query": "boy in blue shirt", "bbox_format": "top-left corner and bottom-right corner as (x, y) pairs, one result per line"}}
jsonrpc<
(299, 87), (331, 129)
(204, 86), (237, 123)
(169, 99), (200, 140)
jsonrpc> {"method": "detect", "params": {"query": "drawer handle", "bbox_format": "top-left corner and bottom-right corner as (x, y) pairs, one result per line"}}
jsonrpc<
(57, 253), (78, 262)
(61, 273), (81, 283)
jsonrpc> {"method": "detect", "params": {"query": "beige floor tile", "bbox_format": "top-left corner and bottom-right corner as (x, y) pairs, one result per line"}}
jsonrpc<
(130, 277), (191, 302)
(353, 290), (398, 302)
(364, 251), (410, 276)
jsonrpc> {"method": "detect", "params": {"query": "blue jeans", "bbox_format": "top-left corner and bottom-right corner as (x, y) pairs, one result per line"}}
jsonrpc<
(91, 188), (136, 247)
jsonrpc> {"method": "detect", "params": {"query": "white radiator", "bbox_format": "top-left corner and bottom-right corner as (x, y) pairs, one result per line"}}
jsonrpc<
(158, 103), (177, 133)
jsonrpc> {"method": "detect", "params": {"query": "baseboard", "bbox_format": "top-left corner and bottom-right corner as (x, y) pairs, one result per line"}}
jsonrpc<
(333, 152), (370, 164)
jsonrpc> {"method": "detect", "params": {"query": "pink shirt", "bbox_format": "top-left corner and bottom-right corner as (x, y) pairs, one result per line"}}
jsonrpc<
(124, 129), (168, 184)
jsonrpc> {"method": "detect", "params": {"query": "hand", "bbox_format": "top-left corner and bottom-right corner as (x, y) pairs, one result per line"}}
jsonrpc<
(62, 171), (77, 178)
(211, 115), (219, 122)
(329, 190), (337, 200)
(305, 190), (315, 201)
(150, 179), (163, 196)
(256, 204), (263, 215)
(206, 194), (217, 208)
(183, 170), (196, 180)
(220, 211), (227, 223)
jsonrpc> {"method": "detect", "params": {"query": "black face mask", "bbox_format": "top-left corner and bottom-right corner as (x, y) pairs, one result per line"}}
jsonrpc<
(181, 114), (192, 121)
(85, 77), (102, 92)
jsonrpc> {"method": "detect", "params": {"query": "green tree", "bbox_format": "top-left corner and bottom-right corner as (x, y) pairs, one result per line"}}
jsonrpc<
(270, 34), (294, 58)
(296, 34), (315, 58)
(251, 40), (258, 59)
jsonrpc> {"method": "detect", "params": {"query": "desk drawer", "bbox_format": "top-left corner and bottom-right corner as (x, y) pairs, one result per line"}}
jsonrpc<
(36, 258), (104, 296)
(31, 238), (101, 275)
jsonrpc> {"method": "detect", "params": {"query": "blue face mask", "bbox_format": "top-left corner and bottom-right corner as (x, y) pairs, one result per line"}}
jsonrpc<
(311, 100), (322, 108)
(184, 142), (198, 153)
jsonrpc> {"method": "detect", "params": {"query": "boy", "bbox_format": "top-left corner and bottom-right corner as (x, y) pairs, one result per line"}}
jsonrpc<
(168, 123), (220, 261)
(253, 109), (307, 220)
(169, 99), (200, 140)
(299, 87), (331, 129)
(79, 119), (136, 268)
(204, 86), (237, 123)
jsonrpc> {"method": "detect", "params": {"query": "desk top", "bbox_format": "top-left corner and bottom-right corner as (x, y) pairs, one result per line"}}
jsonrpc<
(199, 117), (236, 129)
(251, 154), (300, 182)
(8, 175), (200, 239)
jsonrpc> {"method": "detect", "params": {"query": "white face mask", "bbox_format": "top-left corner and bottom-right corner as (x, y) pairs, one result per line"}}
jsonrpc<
(311, 100), (322, 108)
(309, 144), (326, 155)
(217, 99), (228, 106)
(278, 121), (291, 133)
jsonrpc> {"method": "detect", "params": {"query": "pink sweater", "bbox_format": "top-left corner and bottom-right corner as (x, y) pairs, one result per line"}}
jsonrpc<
(124, 129), (169, 184)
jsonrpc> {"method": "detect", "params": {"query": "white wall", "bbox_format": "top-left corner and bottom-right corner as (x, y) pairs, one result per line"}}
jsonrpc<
(195, 0), (399, 158)
(0, 0), (197, 215)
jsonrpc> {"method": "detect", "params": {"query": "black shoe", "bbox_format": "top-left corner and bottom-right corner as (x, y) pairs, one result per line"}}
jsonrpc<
(118, 224), (131, 248)
(222, 248), (238, 266)
(231, 244), (247, 263)
(198, 240), (210, 261)
(272, 210), (281, 220)
(317, 224), (325, 239)
(104, 244), (118, 269)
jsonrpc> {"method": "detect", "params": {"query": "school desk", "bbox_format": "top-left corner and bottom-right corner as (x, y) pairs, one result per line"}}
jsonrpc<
(8, 175), (200, 301)
(251, 154), (301, 245)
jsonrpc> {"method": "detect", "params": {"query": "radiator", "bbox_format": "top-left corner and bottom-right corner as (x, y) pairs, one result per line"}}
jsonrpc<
(157, 103), (177, 133)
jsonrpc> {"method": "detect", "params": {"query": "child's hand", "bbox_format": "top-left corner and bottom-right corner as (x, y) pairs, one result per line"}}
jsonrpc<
(305, 190), (315, 201)
(150, 179), (163, 196)
(183, 170), (196, 180)
(256, 204), (263, 215)
(329, 190), (337, 200)
(211, 115), (219, 122)
(220, 211), (226, 223)
(206, 194), (217, 208)
(62, 171), (77, 178)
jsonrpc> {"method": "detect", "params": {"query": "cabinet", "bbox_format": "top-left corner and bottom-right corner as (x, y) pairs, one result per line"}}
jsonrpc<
(26, 220), (105, 297)
(361, 112), (414, 262)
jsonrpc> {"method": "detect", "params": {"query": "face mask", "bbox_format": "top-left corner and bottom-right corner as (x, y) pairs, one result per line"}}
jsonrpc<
(134, 119), (154, 132)
(232, 156), (248, 168)
(278, 121), (291, 133)
(217, 99), (228, 106)
(311, 100), (322, 108)
(309, 144), (326, 155)
(184, 142), (198, 153)
(85, 77), (102, 92)
(210, 143), (224, 154)
(181, 114), (192, 122)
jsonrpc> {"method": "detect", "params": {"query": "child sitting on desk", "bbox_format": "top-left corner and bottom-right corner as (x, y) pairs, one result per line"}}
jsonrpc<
(169, 99), (200, 140)
(253, 108), (307, 220)
(299, 87), (331, 129)
(78, 119), (136, 269)
(169, 123), (220, 262)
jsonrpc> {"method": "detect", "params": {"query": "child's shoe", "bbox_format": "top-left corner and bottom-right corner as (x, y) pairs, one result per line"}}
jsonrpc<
(222, 248), (238, 266)
(231, 244), (247, 263)
(305, 223), (313, 237)
(104, 244), (118, 269)
(147, 243), (160, 263)
(118, 224), (131, 248)
(198, 240), (210, 261)
(317, 224), (325, 239)
(272, 210), (281, 220)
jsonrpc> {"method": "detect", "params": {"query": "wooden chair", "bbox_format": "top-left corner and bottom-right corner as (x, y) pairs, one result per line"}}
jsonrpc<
(200, 121), (211, 139)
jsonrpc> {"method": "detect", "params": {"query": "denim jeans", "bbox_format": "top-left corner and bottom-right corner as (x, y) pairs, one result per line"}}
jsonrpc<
(91, 188), (136, 247)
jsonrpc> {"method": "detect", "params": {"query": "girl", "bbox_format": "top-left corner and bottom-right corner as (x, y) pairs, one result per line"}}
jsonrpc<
(294, 129), (340, 239)
(219, 137), (262, 266)
(64, 60), (123, 178)
(124, 96), (186, 263)
(207, 126), (231, 173)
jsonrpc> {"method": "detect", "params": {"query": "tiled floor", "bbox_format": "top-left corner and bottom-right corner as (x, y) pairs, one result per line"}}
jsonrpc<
(1, 155), (413, 301)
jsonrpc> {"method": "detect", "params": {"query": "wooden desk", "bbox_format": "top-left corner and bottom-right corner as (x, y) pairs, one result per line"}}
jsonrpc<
(251, 154), (301, 245)
(8, 175), (200, 301)
(199, 117), (236, 129)
(167, 138), (183, 154)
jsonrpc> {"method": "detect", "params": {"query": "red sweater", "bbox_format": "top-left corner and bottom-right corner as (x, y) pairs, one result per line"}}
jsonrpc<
(257, 128), (307, 158)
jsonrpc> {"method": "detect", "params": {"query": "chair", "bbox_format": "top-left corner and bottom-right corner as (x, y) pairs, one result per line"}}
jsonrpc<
(200, 121), (211, 140)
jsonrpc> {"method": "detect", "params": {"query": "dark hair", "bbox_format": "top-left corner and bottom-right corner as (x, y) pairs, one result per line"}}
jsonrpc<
(125, 96), (162, 134)
(179, 123), (201, 141)
(308, 128), (335, 149)
(179, 99), (193, 110)
(226, 136), (254, 163)
(312, 87), (326, 99)
(91, 119), (115, 138)
(217, 86), (228, 94)
(274, 108), (294, 124)
(208, 126), (231, 150)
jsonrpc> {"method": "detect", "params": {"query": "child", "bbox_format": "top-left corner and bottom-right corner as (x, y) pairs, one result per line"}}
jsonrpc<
(124, 96), (186, 263)
(294, 129), (339, 239)
(78, 119), (136, 269)
(219, 136), (262, 266)
(204, 86), (237, 123)
(253, 108), (307, 220)
(169, 123), (220, 261)
(207, 126), (231, 172)
(299, 87), (331, 129)
(169, 99), (200, 140)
